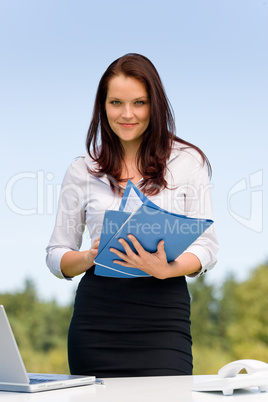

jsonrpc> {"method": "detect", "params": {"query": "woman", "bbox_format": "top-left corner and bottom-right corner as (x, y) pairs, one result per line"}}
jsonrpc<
(46, 53), (218, 377)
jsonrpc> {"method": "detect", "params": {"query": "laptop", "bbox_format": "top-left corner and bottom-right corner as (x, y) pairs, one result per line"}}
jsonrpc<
(0, 305), (96, 393)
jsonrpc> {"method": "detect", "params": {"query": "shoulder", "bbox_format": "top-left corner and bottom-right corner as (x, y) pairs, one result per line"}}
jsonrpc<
(63, 153), (95, 184)
(169, 141), (204, 167)
(167, 140), (210, 182)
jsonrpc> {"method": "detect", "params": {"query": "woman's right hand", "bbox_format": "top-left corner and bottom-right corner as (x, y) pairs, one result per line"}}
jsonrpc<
(87, 237), (100, 266)
(60, 237), (101, 278)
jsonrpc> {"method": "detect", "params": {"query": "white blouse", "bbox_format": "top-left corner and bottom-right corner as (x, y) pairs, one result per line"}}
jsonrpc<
(46, 143), (219, 279)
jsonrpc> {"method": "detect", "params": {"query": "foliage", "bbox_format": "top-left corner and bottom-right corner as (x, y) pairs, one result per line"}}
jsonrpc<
(189, 263), (268, 374)
(1, 263), (268, 374)
(0, 279), (73, 373)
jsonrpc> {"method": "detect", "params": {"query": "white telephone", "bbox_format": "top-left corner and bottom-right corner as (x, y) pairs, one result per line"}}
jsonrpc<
(192, 359), (268, 396)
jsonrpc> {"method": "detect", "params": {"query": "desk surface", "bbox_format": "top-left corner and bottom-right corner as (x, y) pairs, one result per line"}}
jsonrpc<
(0, 375), (268, 401)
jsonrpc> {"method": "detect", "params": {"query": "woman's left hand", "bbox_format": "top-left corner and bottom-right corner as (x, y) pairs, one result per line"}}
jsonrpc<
(110, 235), (173, 280)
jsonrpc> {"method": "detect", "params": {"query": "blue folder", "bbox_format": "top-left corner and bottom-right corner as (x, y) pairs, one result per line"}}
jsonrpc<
(94, 181), (213, 278)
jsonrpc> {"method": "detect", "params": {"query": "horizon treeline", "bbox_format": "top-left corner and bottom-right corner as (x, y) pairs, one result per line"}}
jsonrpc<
(1, 262), (267, 375)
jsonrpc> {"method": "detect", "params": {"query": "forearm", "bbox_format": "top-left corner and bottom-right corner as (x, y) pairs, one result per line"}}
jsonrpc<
(60, 236), (100, 278)
(60, 250), (93, 278)
(168, 252), (202, 278)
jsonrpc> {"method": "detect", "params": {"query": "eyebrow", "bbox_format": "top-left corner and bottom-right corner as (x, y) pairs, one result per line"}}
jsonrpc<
(106, 96), (149, 101)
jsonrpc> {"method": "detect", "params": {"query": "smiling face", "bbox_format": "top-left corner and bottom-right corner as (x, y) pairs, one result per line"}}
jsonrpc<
(105, 74), (150, 149)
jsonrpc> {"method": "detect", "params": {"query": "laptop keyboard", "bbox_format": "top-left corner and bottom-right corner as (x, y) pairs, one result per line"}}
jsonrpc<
(29, 378), (55, 384)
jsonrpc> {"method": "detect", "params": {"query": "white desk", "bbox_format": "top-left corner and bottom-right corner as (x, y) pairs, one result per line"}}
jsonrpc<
(0, 375), (267, 402)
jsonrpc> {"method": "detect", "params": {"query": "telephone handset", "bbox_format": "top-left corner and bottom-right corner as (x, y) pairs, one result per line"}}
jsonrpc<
(192, 359), (268, 396)
(218, 359), (268, 378)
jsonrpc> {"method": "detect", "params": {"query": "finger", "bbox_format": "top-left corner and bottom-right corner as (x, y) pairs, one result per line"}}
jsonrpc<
(112, 259), (136, 268)
(91, 248), (99, 256)
(110, 248), (132, 265)
(156, 240), (168, 264)
(93, 237), (100, 245)
(157, 240), (165, 252)
(127, 235), (145, 255)
(110, 247), (129, 261)
(118, 238), (139, 258)
(92, 240), (100, 250)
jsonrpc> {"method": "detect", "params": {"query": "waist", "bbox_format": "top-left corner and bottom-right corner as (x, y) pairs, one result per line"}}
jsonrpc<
(80, 266), (189, 295)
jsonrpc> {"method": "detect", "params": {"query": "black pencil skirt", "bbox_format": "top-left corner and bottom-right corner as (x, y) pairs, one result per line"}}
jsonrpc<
(68, 267), (193, 378)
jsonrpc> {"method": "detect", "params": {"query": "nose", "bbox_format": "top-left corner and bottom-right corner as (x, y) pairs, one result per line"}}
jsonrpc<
(121, 104), (134, 119)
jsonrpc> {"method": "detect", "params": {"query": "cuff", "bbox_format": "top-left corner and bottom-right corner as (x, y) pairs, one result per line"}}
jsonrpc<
(46, 248), (73, 280)
(183, 244), (217, 278)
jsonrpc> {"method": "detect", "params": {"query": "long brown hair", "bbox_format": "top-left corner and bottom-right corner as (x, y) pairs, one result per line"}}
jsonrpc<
(86, 53), (210, 195)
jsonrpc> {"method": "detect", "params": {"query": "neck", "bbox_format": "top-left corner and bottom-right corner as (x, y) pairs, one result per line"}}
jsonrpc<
(120, 139), (141, 159)
(119, 142), (142, 185)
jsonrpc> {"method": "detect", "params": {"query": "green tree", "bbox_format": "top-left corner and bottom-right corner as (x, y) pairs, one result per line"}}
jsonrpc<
(224, 264), (268, 361)
(1, 263), (268, 375)
(0, 279), (73, 373)
(189, 275), (220, 347)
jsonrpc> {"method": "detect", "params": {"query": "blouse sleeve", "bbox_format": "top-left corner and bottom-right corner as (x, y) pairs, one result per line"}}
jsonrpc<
(181, 151), (219, 278)
(46, 159), (86, 279)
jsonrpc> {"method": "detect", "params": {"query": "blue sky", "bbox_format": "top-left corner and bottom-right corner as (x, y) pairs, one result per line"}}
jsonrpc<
(1, 0), (267, 304)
